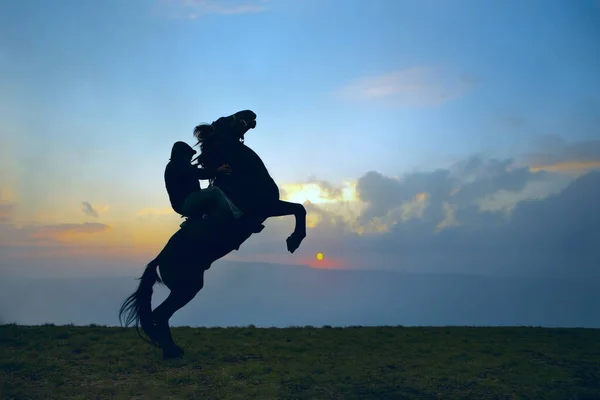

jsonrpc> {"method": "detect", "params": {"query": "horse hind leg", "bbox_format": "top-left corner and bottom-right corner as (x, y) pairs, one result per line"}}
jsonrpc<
(151, 272), (205, 359)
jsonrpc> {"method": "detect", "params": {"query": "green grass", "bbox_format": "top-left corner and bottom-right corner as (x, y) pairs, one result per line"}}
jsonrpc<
(1, 324), (599, 399)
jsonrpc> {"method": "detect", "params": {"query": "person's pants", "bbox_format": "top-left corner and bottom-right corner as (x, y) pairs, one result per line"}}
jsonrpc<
(181, 186), (243, 223)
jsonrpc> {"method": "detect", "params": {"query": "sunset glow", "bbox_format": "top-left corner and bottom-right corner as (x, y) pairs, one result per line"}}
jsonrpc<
(281, 181), (359, 205)
(1, 0), (598, 289)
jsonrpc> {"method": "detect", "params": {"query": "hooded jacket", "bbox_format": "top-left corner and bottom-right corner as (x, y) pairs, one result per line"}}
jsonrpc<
(164, 141), (216, 215)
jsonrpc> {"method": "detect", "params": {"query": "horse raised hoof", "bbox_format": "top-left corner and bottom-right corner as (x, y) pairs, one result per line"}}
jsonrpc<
(286, 232), (306, 253)
(162, 345), (184, 360)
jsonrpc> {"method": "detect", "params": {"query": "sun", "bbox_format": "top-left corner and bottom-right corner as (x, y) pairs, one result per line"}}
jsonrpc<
(316, 252), (324, 261)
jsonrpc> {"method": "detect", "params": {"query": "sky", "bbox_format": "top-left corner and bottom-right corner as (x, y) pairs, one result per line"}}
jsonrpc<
(1, 0), (599, 326)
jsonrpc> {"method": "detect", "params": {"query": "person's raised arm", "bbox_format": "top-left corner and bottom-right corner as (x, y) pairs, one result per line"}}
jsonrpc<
(195, 164), (231, 180)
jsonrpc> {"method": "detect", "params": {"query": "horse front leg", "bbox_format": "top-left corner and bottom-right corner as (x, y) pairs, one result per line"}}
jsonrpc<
(263, 200), (306, 253)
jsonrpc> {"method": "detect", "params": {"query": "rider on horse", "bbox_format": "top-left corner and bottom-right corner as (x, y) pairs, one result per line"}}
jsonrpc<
(193, 110), (271, 233)
(120, 110), (307, 359)
(164, 141), (243, 227)
(193, 110), (279, 212)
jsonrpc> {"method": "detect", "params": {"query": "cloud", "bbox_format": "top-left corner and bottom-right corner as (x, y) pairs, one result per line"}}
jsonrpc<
(334, 66), (474, 108)
(1, 204), (110, 248)
(2, 136), (598, 282)
(81, 201), (99, 218)
(524, 136), (600, 174)
(233, 143), (598, 278)
(280, 179), (358, 205)
(162, 0), (271, 19)
(352, 155), (550, 227)
(27, 222), (110, 241)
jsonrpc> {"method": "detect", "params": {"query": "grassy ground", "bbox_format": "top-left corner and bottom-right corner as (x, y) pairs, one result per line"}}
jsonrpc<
(1, 324), (599, 400)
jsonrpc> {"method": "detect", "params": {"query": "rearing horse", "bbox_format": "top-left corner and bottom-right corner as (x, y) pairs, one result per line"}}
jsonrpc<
(196, 111), (307, 252)
(119, 112), (306, 359)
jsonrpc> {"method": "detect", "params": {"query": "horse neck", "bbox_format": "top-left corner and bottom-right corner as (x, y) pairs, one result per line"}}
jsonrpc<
(236, 143), (272, 181)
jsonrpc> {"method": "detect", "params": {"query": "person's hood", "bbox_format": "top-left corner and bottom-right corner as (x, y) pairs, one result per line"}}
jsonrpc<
(170, 141), (197, 160)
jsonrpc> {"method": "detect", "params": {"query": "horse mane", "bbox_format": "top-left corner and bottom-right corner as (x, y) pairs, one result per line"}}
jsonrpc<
(193, 116), (247, 167)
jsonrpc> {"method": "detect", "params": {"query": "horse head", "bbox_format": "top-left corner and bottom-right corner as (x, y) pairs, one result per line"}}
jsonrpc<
(193, 110), (257, 164)
(211, 110), (257, 143)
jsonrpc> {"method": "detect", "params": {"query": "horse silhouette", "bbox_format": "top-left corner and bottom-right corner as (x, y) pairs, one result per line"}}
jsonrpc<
(119, 112), (306, 359)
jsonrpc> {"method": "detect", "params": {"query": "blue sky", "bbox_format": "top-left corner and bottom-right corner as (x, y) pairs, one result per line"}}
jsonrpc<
(1, 0), (599, 280)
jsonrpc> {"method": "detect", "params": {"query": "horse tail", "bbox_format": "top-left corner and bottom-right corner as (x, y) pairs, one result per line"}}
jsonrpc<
(118, 256), (163, 347)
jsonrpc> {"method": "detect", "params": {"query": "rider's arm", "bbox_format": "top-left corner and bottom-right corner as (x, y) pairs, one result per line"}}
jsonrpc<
(195, 164), (231, 180)
(195, 166), (216, 181)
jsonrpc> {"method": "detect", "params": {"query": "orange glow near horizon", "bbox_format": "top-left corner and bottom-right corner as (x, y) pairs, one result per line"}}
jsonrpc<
(308, 251), (343, 269)
(1, 181), (363, 271)
(224, 252), (345, 270)
(309, 256), (342, 269)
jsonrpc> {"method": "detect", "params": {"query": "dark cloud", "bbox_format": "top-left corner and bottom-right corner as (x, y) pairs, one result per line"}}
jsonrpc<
(225, 148), (599, 279)
(81, 201), (99, 218)
(524, 136), (600, 168)
(356, 156), (547, 225)
(356, 168), (452, 223)
(240, 153), (597, 279)
(331, 170), (599, 278)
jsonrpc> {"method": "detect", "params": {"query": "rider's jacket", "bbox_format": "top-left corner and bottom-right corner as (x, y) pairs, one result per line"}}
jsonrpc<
(164, 159), (214, 215)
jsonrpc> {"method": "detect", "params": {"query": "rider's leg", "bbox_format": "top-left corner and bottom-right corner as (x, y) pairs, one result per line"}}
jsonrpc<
(209, 186), (244, 220)
(181, 187), (242, 222)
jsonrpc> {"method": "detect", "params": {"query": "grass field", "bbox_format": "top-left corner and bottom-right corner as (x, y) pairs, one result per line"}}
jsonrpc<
(1, 324), (599, 399)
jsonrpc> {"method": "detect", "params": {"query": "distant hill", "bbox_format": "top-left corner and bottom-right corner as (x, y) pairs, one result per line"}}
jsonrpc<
(1, 262), (598, 328)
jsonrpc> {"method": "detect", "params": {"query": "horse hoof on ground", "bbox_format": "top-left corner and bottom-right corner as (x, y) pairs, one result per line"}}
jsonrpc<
(162, 345), (184, 360)
(142, 325), (162, 347)
(286, 233), (306, 253)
